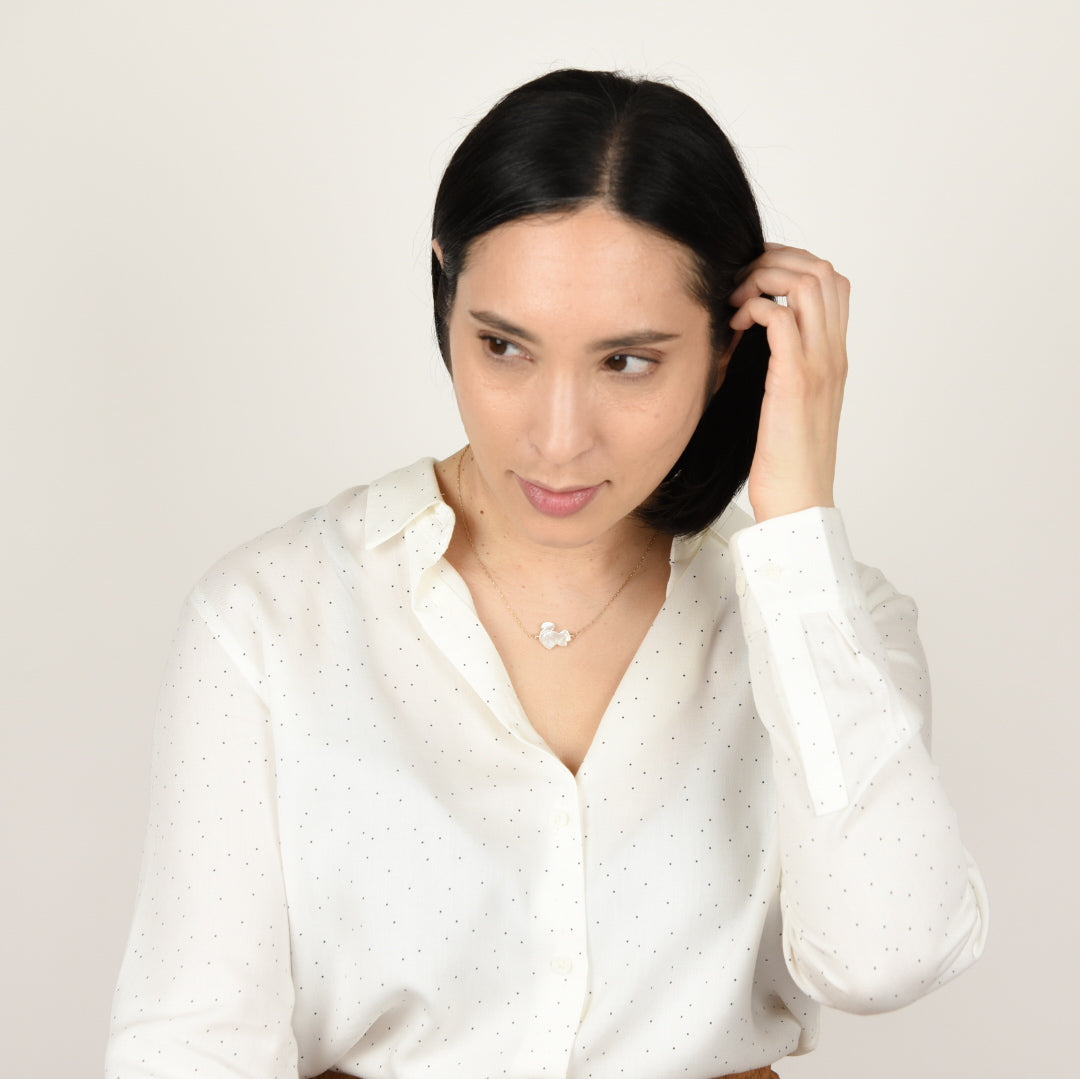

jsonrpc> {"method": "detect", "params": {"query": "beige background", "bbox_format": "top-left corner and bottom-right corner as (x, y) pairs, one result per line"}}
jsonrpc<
(2, 0), (1077, 1074)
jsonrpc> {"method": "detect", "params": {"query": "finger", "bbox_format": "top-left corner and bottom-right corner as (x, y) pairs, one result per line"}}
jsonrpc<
(833, 271), (851, 337)
(758, 243), (834, 270)
(729, 295), (805, 360)
(734, 248), (850, 346)
(762, 242), (820, 261)
(734, 244), (822, 290)
(738, 246), (848, 293)
(736, 243), (804, 279)
(729, 250), (842, 301)
(729, 267), (830, 356)
(735, 257), (850, 359)
(808, 264), (849, 356)
(731, 299), (820, 392)
(729, 264), (819, 307)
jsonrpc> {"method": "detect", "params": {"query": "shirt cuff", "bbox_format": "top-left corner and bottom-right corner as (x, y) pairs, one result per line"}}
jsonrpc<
(730, 507), (880, 816)
(730, 506), (866, 639)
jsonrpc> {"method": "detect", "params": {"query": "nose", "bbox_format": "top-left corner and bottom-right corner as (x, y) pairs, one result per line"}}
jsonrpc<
(526, 366), (596, 465)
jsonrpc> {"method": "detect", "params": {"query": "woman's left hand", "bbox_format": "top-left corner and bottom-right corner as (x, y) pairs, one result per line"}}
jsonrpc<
(728, 243), (850, 523)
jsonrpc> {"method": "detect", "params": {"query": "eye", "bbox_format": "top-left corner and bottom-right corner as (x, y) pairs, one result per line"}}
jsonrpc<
(605, 353), (655, 376)
(480, 334), (527, 360)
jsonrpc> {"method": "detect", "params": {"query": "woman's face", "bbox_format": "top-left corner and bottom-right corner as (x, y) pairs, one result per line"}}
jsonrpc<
(444, 201), (726, 550)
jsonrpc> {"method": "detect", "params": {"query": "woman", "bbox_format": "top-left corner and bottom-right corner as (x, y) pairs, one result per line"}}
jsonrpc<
(106, 69), (988, 1078)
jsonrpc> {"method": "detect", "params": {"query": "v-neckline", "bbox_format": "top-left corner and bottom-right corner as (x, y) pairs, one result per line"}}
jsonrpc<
(429, 540), (695, 779)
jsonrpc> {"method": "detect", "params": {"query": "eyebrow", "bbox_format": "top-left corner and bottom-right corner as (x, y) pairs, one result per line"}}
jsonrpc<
(468, 309), (681, 351)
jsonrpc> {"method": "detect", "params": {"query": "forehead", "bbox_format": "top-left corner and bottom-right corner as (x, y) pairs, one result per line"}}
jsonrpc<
(457, 204), (704, 319)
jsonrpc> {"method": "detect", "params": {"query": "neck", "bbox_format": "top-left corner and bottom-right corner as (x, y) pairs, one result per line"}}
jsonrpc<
(434, 447), (669, 639)
(457, 448), (660, 577)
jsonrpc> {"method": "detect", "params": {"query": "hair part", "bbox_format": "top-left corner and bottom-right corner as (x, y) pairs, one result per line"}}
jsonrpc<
(432, 69), (769, 535)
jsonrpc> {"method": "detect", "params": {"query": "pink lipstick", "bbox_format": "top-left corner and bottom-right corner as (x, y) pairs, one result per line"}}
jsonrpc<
(517, 477), (603, 517)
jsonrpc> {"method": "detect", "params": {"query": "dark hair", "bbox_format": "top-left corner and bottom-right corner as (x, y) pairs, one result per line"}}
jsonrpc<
(431, 69), (769, 536)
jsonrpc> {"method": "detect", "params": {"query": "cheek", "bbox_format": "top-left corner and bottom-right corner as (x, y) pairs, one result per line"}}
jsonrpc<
(633, 395), (709, 475)
(639, 384), (710, 443)
(452, 372), (522, 446)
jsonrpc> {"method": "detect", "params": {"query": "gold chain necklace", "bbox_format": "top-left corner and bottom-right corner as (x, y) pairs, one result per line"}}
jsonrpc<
(455, 448), (658, 650)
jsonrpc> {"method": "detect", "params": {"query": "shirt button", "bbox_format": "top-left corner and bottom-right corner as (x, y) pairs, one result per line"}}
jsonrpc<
(550, 955), (573, 976)
(552, 811), (571, 828)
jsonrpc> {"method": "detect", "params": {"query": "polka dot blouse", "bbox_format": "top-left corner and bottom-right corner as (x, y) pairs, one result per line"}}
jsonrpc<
(106, 457), (988, 1079)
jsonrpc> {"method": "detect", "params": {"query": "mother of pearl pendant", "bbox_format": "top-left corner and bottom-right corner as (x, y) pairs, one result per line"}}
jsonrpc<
(538, 621), (572, 649)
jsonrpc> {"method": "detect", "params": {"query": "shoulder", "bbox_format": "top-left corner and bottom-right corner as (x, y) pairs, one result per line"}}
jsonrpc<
(194, 487), (361, 599)
(188, 456), (441, 625)
(677, 498), (755, 565)
(703, 499), (756, 545)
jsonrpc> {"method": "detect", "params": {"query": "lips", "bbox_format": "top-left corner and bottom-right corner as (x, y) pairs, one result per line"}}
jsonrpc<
(517, 476), (603, 517)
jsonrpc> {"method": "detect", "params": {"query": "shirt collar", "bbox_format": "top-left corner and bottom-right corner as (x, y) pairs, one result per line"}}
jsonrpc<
(665, 499), (750, 595)
(364, 457), (458, 592)
(364, 457), (450, 550)
(362, 454), (752, 581)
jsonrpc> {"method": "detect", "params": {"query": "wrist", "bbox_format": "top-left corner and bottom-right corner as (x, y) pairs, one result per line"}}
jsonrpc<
(751, 494), (835, 524)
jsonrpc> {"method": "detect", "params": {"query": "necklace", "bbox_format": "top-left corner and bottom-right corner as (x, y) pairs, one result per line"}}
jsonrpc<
(455, 448), (658, 649)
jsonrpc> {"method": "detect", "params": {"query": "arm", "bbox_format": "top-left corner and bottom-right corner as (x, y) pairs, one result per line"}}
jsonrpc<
(731, 507), (988, 1012)
(728, 247), (987, 1011)
(106, 594), (299, 1078)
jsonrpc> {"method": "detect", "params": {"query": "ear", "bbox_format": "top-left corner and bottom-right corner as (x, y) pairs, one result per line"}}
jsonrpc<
(432, 238), (445, 269)
(712, 330), (742, 394)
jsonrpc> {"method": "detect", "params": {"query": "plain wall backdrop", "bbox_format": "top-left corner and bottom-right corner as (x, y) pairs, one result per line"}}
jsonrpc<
(2, 1), (1077, 1074)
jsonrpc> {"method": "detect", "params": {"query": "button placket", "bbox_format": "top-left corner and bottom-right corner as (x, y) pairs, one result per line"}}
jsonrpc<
(546, 795), (586, 987)
(516, 781), (590, 1074)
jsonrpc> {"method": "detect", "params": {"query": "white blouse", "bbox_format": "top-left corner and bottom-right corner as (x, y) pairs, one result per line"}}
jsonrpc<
(106, 457), (988, 1079)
